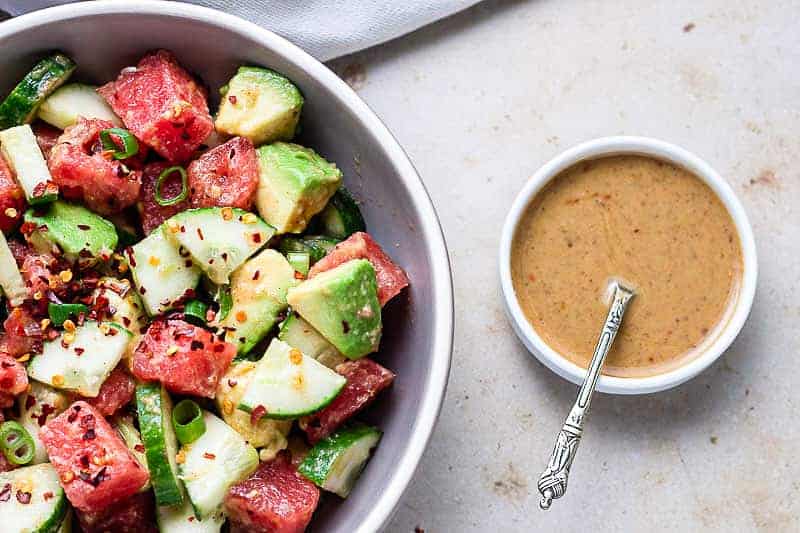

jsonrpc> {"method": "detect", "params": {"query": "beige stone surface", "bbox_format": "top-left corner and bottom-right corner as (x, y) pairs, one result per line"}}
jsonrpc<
(329, 0), (800, 531)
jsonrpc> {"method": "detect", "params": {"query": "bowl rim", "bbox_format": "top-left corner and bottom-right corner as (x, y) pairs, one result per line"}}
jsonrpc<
(499, 135), (757, 395)
(0, 2), (454, 531)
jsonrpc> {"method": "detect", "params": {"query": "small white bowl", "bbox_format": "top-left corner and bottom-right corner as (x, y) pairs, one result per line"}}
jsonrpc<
(499, 136), (758, 394)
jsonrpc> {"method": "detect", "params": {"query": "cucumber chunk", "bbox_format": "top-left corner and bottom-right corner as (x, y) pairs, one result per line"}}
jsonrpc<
(128, 225), (201, 316)
(0, 463), (68, 533)
(0, 124), (57, 204)
(278, 313), (346, 369)
(0, 230), (27, 306)
(255, 143), (342, 234)
(27, 321), (132, 397)
(165, 208), (274, 284)
(136, 382), (183, 507)
(0, 52), (76, 129)
(215, 362), (291, 454)
(317, 187), (366, 239)
(219, 249), (298, 354)
(24, 201), (118, 265)
(179, 411), (258, 520)
(113, 414), (151, 491)
(18, 382), (70, 465)
(277, 235), (339, 264)
(238, 339), (346, 419)
(157, 496), (224, 532)
(215, 66), (303, 146)
(298, 424), (382, 497)
(38, 83), (121, 129)
(286, 251), (310, 276)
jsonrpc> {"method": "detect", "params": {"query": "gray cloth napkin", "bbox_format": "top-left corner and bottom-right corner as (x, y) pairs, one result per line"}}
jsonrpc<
(0, 0), (481, 60)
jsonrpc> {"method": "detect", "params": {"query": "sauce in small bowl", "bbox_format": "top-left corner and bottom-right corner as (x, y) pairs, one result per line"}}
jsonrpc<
(499, 137), (757, 394)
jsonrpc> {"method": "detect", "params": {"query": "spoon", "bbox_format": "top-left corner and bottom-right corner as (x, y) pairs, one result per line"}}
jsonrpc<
(536, 280), (636, 510)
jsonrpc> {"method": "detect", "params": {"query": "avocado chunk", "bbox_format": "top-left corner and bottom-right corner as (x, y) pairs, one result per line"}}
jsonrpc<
(215, 66), (303, 145)
(24, 201), (117, 265)
(256, 142), (342, 234)
(221, 249), (299, 354)
(286, 259), (381, 359)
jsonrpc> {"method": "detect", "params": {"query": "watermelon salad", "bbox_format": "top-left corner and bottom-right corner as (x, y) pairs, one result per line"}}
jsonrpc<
(0, 50), (409, 532)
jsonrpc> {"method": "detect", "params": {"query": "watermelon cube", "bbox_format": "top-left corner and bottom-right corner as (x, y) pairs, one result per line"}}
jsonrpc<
(31, 121), (61, 160)
(225, 452), (319, 533)
(76, 491), (157, 533)
(77, 365), (135, 416)
(188, 136), (259, 209)
(308, 232), (409, 306)
(300, 358), (394, 444)
(132, 319), (236, 399)
(39, 401), (149, 512)
(139, 161), (190, 235)
(48, 118), (143, 215)
(0, 354), (28, 408)
(99, 50), (213, 163)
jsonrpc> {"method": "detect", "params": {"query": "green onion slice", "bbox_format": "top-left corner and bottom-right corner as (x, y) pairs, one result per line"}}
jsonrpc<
(155, 166), (188, 207)
(172, 399), (205, 445)
(183, 299), (208, 326)
(286, 251), (310, 277)
(48, 302), (89, 327)
(215, 285), (233, 321)
(0, 421), (35, 465)
(99, 128), (139, 160)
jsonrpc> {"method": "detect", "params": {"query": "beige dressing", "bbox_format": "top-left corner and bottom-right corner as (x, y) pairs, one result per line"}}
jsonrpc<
(511, 156), (743, 377)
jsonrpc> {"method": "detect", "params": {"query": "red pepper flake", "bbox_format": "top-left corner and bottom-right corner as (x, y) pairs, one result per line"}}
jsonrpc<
(43, 491), (54, 501)
(342, 320), (351, 334)
(15, 491), (31, 504)
(228, 95), (237, 105)
(190, 340), (204, 351)
(77, 224), (91, 231)
(37, 404), (55, 426)
(80, 414), (96, 430)
(139, 286), (147, 295)
(203, 452), (216, 460)
(74, 347), (85, 356)
(252, 232), (262, 244)
(0, 483), (10, 502)
(122, 316), (131, 327)
(125, 247), (137, 267)
(134, 444), (145, 453)
(227, 379), (237, 387)
(188, 516), (196, 522)
(196, 228), (204, 241)
(91, 467), (107, 487)
(221, 252), (229, 262)
(250, 405), (267, 425)
(252, 270), (260, 281)
(25, 395), (36, 410)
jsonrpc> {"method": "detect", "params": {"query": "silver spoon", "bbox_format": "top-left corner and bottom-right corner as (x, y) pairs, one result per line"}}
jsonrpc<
(537, 280), (636, 510)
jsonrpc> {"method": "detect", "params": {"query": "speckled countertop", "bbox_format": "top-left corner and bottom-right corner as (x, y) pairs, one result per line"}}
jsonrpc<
(328, 1), (800, 531)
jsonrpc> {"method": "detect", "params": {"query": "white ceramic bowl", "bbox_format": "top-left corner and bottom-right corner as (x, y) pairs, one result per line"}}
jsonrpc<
(0, 2), (454, 531)
(499, 136), (757, 394)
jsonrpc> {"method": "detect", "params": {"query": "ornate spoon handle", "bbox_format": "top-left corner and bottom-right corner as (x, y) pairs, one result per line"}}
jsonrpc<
(537, 281), (635, 510)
